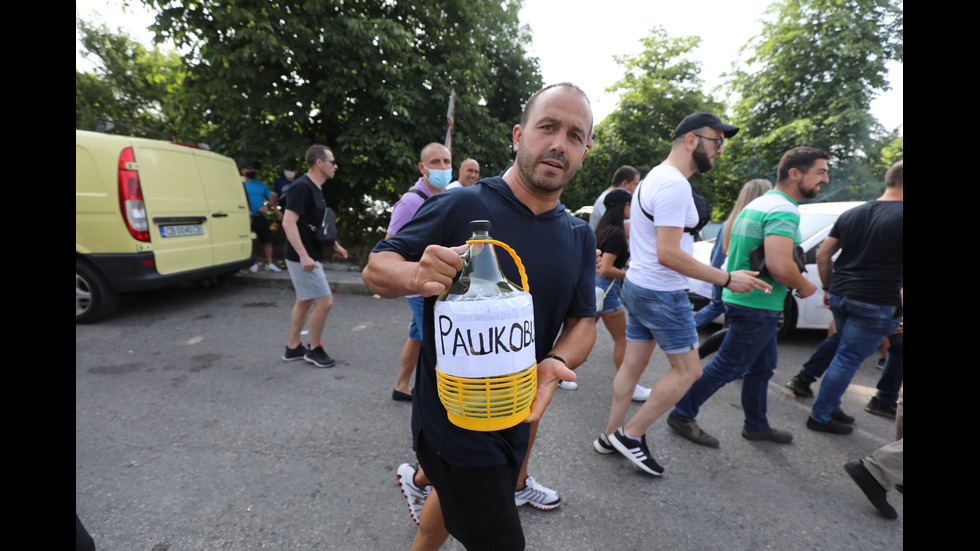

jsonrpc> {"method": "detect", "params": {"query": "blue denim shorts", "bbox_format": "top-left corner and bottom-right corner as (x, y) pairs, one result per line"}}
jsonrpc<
(596, 275), (623, 314)
(407, 296), (425, 342)
(623, 279), (698, 354)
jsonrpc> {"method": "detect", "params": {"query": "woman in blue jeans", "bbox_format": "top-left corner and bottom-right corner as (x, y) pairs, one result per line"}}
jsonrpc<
(581, 189), (651, 401)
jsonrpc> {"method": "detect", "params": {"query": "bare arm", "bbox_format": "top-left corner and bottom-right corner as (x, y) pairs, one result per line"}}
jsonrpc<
(526, 316), (597, 423)
(656, 226), (771, 295)
(362, 246), (465, 298)
(816, 236), (840, 290)
(596, 252), (625, 279)
(764, 234), (816, 298)
(282, 210), (315, 271)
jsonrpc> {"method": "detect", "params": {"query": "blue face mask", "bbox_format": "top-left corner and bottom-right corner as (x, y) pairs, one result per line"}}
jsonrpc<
(425, 167), (452, 189)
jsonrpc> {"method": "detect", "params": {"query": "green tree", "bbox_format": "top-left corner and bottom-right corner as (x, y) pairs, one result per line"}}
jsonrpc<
(569, 27), (727, 214)
(76, 15), (198, 138)
(144, 0), (542, 251)
(726, 0), (903, 202)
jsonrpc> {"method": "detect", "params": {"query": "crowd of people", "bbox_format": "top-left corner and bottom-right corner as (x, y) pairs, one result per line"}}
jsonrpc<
(253, 82), (901, 550)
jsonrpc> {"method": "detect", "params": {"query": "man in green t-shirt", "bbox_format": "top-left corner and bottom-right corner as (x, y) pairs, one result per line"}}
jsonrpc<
(667, 147), (826, 447)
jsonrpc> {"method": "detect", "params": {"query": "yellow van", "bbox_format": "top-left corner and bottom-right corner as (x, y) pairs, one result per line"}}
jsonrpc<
(76, 130), (253, 322)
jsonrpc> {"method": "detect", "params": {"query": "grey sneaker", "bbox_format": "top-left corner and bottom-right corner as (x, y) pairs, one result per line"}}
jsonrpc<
(304, 345), (336, 368)
(667, 412), (720, 447)
(514, 476), (561, 510)
(741, 426), (793, 443)
(282, 343), (309, 362)
(396, 463), (429, 525)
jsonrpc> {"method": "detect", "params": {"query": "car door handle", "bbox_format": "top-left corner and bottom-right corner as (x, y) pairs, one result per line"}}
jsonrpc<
(211, 213), (229, 218)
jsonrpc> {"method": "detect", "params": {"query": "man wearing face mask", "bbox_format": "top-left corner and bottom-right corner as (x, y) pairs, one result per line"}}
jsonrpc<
(388, 142), (452, 401)
(272, 160), (299, 221)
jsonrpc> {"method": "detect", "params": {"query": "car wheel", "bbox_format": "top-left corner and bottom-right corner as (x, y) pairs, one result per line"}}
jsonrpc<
(776, 294), (798, 339)
(76, 260), (120, 323)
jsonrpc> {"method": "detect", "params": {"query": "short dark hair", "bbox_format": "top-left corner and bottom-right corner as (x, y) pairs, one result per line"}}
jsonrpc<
(777, 147), (830, 183)
(611, 165), (640, 188)
(520, 82), (591, 129)
(885, 160), (903, 188)
(305, 144), (332, 167)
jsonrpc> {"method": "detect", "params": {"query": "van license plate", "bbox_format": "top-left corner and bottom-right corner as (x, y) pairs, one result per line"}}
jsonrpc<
(161, 224), (204, 237)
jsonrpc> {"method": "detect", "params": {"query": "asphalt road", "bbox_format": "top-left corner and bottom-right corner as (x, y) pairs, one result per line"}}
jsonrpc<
(76, 283), (903, 550)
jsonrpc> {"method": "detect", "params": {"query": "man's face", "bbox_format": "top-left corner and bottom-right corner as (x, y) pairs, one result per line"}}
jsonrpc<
(460, 160), (480, 186)
(691, 128), (725, 174)
(624, 174), (640, 194)
(797, 159), (829, 199)
(420, 145), (452, 182)
(318, 151), (338, 180)
(513, 87), (593, 194)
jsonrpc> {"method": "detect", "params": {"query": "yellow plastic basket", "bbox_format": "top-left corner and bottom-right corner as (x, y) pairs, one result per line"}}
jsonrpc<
(435, 238), (536, 432)
(436, 364), (537, 431)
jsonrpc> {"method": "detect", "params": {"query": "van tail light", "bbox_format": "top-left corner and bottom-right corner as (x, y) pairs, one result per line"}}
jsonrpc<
(118, 147), (150, 242)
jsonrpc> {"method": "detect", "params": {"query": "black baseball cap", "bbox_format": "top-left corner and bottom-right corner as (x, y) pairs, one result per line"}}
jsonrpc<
(604, 188), (632, 210)
(673, 112), (739, 139)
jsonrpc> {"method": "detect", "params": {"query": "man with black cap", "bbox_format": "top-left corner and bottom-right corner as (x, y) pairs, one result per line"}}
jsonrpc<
(667, 146), (827, 448)
(595, 112), (771, 476)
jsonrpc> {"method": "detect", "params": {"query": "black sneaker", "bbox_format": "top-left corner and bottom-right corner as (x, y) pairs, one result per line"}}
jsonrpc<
(593, 433), (615, 454)
(806, 416), (852, 435)
(610, 428), (664, 476)
(305, 345), (336, 368)
(282, 343), (309, 362)
(832, 409), (855, 424)
(786, 376), (814, 398)
(865, 397), (897, 419)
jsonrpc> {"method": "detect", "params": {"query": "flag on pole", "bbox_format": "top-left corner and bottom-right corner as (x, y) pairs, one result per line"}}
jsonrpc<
(444, 89), (456, 151)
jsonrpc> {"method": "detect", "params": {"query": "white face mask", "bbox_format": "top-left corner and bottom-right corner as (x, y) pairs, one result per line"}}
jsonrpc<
(284, 170), (296, 179)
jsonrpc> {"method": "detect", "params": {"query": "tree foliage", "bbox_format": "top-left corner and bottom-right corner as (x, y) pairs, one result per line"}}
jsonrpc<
(76, 15), (199, 139)
(725, 0), (903, 203)
(143, 0), (542, 249)
(568, 27), (726, 212)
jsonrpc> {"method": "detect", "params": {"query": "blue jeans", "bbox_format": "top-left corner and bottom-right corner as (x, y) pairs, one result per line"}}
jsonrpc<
(622, 280), (698, 353)
(673, 303), (781, 431)
(811, 295), (900, 423)
(799, 331), (903, 405)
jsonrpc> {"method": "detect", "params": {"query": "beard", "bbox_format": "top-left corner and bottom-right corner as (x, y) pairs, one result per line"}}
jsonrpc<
(692, 140), (714, 174)
(800, 181), (819, 199)
(516, 147), (573, 193)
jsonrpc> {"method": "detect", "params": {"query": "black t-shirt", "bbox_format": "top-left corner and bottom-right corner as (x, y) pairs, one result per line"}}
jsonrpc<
(284, 175), (326, 263)
(828, 200), (903, 306)
(598, 227), (628, 270)
(373, 177), (596, 468)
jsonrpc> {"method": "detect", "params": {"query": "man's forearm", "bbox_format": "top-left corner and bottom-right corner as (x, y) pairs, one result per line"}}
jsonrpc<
(549, 316), (597, 370)
(362, 251), (418, 298)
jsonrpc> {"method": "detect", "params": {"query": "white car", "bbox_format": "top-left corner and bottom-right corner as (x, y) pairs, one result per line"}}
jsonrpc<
(689, 201), (864, 337)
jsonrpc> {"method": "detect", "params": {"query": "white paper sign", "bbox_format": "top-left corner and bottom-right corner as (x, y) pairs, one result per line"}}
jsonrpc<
(434, 294), (535, 378)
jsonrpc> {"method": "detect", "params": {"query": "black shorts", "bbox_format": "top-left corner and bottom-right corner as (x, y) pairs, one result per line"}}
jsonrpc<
(251, 215), (273, 243)
(417, 432), (524, 550)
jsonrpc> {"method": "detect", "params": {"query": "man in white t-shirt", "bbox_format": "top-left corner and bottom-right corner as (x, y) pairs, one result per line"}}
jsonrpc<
(595, 112), (771, 476)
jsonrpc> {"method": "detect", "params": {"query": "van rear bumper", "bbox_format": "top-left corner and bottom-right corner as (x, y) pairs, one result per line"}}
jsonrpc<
(83, 253), (253, 293)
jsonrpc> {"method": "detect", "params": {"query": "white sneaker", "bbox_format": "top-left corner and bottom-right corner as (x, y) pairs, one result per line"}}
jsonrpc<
(265, 263), (282, 272)
(557, 380), (578, 391)
(248, 263), (259, 273)
(632, 384), (651, 402)
(514, 476), (561, 510)
(396, 463), (430, 525)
